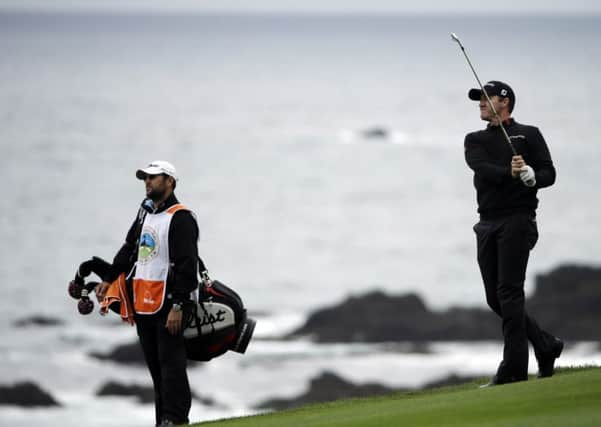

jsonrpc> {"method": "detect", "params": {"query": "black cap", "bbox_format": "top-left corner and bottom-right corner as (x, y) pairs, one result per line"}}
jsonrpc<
(468, 80), (515, 112)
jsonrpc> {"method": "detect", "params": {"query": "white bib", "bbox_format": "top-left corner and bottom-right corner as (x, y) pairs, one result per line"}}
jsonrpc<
(133, 204), (188, 314)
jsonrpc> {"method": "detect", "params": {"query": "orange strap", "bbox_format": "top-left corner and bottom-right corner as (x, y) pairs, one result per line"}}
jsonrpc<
(166, 204), (188, 215)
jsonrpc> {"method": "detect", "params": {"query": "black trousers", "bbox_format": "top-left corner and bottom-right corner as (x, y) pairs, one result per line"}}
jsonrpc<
(136, 311), (191, 426)
(474, 212), (556, 382)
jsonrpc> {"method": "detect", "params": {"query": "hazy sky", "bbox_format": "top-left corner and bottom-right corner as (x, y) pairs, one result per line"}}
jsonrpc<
(2, 0), (601, 14)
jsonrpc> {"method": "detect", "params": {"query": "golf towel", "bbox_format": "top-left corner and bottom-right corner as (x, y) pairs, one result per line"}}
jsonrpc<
(100, 273), (135, 325)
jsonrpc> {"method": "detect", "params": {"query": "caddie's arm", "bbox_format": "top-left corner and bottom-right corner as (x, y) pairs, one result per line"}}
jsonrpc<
(168, 211), (199, 301)
(165, 210), (199, 335)
(95, 216), (138, 301)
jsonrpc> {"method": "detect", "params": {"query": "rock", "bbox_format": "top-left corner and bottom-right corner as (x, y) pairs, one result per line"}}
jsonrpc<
(255, 371), (405, 410)
(361, 127), (389, 140)
(195, 394), (219, 407)
(96, 381), (154, 403)
(90, 341), (145, 365)
(0, 382), (60, 407)
(290, 264), (601, 343)
(13, 315), (64, 328)
(90, 341), (206, 366)
(290, 291), (498, 342)
(528, 265), (601, 341)
(96, 381), (219, 406)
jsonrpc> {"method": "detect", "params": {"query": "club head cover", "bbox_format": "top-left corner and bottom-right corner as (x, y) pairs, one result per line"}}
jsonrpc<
(68, 280), (83, 300)
(78, 298), (94, 315)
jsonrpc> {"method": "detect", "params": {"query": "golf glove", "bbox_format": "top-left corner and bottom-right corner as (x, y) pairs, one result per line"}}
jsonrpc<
(520, 165), (536, 187)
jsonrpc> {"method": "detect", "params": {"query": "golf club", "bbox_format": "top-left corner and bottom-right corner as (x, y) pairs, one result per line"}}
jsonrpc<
(451, 33), (517, 156)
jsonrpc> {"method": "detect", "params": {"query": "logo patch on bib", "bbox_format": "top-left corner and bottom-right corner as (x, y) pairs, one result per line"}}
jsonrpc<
(138, 226), (159, 264)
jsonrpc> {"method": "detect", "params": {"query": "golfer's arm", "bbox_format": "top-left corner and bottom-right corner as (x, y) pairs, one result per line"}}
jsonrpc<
(530, 128), (556, 189)
(464, 136), (512, 183)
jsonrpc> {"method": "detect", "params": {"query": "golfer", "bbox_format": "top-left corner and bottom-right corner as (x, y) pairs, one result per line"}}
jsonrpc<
(464, 81), (563, 386)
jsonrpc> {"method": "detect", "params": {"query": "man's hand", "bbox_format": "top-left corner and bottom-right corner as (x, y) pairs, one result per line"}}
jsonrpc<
(511, 155), (526, 178)
(94, 281), (111, 302)
(519, 165), (537, 187)
(166, 309), (183, 335)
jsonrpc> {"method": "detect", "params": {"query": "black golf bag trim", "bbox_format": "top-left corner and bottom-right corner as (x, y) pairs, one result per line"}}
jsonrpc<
(183, 260), (256, 361)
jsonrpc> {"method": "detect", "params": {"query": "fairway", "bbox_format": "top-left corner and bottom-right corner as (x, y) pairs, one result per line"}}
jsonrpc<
(194, 367), (601, 427)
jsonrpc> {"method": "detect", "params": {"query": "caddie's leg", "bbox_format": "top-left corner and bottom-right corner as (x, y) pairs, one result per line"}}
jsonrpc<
(136, 315), (163, 426)
(158, 318), (191, 425)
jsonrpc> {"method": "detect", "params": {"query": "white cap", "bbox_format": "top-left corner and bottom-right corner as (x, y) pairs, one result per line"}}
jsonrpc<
(136, 160), (178, 181)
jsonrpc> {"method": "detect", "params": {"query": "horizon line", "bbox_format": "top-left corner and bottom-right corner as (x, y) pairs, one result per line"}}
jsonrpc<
(2, 7), (601, 18)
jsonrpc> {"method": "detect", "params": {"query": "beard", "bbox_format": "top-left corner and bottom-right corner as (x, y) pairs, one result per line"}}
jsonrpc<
(146, 187), (167, 202)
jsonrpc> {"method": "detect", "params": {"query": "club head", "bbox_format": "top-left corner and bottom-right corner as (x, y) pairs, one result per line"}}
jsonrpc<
(450, 33), (461, 44)
(68, 280), (83, 299)
(78, 298), (94, 315)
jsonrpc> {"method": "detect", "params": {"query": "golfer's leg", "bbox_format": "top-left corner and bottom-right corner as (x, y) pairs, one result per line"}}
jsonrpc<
(158, 322), (191, 424)
(496, 214), (529, 381)
(474, 221), (502, 316)
(526, 315), (556, 358)
(136, 316), (163, 426)
(520, 217), (557, 358)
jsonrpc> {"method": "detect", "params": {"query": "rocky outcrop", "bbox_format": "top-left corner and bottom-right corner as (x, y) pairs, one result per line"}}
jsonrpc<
(96, 381), (155, 403)
(96, 381), (218, 407)
(89, 341), (204, 367)
(361, 127), (389, 140)
(291, 264), (601, 343)
(89, 341), (145, 365)
(12, 315), (64, 328)
(255, 371), (405, 410)
(290, 291), (498, 342)
(0, 382), (60, 407)
(528, 265), (601, 341)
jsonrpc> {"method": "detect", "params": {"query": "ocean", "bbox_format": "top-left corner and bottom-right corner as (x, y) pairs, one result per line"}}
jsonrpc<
(0, 11), (600, 426)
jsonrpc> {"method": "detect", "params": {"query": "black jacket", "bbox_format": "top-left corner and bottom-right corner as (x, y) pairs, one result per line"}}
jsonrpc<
(105, 193), (205, 304)
(464, 119), (556, 219)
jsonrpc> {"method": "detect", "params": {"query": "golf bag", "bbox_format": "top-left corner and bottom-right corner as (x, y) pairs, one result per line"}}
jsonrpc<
(183, 275), (256, 362)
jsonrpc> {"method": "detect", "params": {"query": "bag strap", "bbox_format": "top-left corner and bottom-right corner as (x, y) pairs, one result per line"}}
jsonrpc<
(194, 257), (217, 335)
(196, 256), (211, 303)
(127, 200), (151, 266)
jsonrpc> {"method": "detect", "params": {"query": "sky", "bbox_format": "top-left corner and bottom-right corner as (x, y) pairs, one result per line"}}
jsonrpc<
(2, 0), (601, 14)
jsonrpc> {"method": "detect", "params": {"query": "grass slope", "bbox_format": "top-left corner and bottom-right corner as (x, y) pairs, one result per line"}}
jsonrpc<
(194, 367), (601, 427)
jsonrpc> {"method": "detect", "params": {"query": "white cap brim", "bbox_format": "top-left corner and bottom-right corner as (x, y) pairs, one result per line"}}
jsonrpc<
(136, 166), (164, 180)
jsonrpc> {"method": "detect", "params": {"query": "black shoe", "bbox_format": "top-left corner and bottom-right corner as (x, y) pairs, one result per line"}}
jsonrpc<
(537, 337), (564, 378)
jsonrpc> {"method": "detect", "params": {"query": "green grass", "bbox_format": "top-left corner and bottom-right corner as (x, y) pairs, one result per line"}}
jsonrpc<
(192, 366), (601, 427)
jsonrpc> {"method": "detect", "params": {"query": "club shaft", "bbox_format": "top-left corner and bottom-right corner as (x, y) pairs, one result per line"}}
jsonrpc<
(453, 35), (517, 156)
